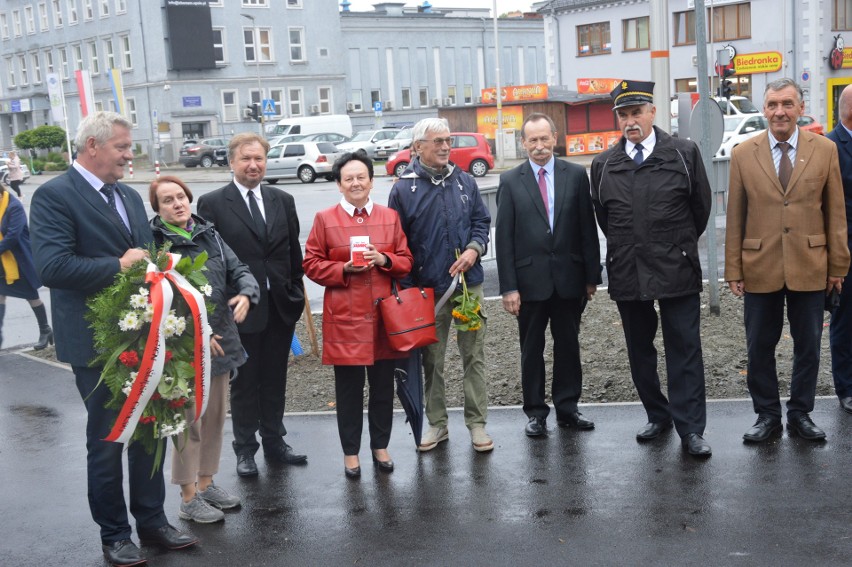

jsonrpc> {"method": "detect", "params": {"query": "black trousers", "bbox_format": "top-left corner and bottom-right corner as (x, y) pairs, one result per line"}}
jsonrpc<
(616, 294), (706, 436)
(518, 293), (584, 420)
(333, 360), (395, 456)
(829, 257), (852, 398)
(744, 289), (824, 419)
(232, 296), (296, 456)
(9, 179), (22, 197)
(73, 366), (167, 544)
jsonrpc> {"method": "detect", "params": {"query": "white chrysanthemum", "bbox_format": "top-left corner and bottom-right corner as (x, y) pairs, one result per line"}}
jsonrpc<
(200, 284), (213, 297)
(118, 312), (141, 331)
(142, 304), (155, 323)
(159, 424), (174, 438)
(138, 287), (149, 297)
(174, 317), (187, 336)
(121, 381), (133, 396)
(163, 375), (174, 385)
(163, 324), (176, 338)
(129, 294), (147, 309)
(129, 371), (139, 381)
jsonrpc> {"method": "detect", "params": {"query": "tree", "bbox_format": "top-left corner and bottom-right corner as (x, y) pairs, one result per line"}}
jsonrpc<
(14, 125), (66, 150)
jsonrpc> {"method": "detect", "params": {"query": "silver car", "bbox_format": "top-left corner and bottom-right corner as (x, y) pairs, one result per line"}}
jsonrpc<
(336, 129), (400, 159)
(374, 128), (413, 160)
(264, 141), (344, 184)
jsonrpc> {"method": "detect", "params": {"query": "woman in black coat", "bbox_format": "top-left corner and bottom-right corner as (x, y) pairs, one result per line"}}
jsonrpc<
(0, 182), (52, 350)
(149, 175), (260, 524)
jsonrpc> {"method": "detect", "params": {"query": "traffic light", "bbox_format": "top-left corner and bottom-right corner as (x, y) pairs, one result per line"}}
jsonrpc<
(246, 103), (260, 122)
(720, 80), (734, 99)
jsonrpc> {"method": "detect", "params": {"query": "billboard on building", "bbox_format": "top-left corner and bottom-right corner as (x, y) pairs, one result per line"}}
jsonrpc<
(165, 0), (216, 70)
(476, 106), (524, 139)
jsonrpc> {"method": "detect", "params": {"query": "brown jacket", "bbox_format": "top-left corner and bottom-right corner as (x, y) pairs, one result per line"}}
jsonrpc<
(725, 128), (850, 292)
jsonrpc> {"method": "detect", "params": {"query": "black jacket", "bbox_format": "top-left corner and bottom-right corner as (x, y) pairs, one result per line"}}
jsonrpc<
(590, 127), (711, 301)
(151, 214), (260, 375)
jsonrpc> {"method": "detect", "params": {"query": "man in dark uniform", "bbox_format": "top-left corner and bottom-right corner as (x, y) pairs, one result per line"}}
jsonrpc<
(590, 80), (713, 457)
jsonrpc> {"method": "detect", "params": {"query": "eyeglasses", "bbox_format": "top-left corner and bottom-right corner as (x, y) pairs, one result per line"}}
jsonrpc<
(421, 137), (453, 147)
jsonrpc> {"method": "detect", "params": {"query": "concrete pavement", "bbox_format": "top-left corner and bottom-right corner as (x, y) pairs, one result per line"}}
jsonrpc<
(1, 352), (850, 566)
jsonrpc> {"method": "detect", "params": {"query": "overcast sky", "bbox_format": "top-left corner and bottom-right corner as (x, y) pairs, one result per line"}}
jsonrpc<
(344, 1), (535, 15)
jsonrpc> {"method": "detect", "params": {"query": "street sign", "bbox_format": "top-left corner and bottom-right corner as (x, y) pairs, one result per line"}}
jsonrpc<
(690, 98), (725, 155)
(183, 96), (202, 107)
(373, 101), (383, 113)
(262, 99), (276, 116)
(801, 71), (810, 82)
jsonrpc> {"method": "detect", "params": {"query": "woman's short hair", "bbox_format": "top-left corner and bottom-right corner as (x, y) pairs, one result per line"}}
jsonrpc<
(332, 149), (373, 182)
(149, 175), (193, 212)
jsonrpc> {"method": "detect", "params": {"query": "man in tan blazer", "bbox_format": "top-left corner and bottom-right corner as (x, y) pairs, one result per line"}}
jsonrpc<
(726, 78), (850, 443)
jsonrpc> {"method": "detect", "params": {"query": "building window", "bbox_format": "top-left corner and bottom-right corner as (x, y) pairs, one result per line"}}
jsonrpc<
(94, 100), (104, 112)
(72, 44), (83, 71)
(67, 0), (78, 25)
(125, 96), (137, 126)
(0, 14), (8, 40)
(834, 0), (852, 30)
(31, 52), (42, 83)
(577, 21), (611, 56)
(349, 91), (363, 112)
(623, 16), (649, 51)
(114, 0), (126, 14)
(270, 88), (284, 116)
(712, 3), (751, 41)
(419, 87), (429, 107)
(447, 85), (457, 105)
(44, 49), (54, 75)
(59, 47), (69, 79)
(120, 34), (132, 69)
(463, 85), (473, 105)
(241, 0), (268, 6)
(244, 27), (272, 62)
(104, 38), (115, 69)
(370, 89), (381, 108)
(12, 10), (21, 36)
(88, 41), (99, 74)
(287, 0), (302, 7)
(222, 90), (238, 122)
(288, 87), (303, 116)
(25, 6), (35, 34)
(19, 55), (28, 85)
(100, 0), (109, 17)
(84, 0), (93, 20)
(5, 58), (16, 88)
(209, 0), (223, 6)
(212, 28), (226, 64)
(401, 88), (412, 109)
(318, 87), (331, 114)
(288, 27), (305, 62)
(318, 47), (329, 58)
(673, 10), (695, 45)
(38, 2), (49, 30)
(52, 0), (63, 27)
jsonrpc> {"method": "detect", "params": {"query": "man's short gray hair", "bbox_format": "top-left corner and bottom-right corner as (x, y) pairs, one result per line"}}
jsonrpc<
(764, 78), (804, 104)
(412, 117), (450, 144)
(74, 111), (132, 149)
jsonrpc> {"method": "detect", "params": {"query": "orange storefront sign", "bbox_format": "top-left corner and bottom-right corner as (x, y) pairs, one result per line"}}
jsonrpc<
(565, 131), (621, 156)
(481, 83), (548, 103)
(576, 78), (621, 95)
(476, 106), (524, 139)
(843, 48), (852, 69)
(733, 51), (782, 74)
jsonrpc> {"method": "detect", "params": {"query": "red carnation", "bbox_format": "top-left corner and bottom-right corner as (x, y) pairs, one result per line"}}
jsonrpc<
(119, 351), (140, 368)
(151, 392), (162, 401)
(165, 351), (174, 363)
(140, 415), (157, 424)
(168, 398), (189, 409)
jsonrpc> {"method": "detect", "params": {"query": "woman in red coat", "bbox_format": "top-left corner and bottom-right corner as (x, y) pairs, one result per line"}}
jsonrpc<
(303, 150), (413, 479)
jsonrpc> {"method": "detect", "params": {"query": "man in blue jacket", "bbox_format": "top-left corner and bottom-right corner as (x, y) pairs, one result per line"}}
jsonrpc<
(388, 118), (493, 453)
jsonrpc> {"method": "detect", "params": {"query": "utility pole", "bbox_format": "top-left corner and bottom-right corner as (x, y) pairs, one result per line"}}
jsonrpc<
(649, 0), (671, 132)
(492, 0), (503, 168)
(241, 13), (265, 136)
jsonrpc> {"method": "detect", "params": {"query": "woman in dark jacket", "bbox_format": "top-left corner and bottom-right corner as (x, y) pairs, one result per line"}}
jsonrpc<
(149, 175), (260, 523)
(303, 151), (413, 479)
(0, 182), (52, 350)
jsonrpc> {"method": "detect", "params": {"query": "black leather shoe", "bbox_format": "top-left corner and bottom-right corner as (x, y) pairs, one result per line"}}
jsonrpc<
(138, 524), (198, 550)
(344, 466), (361, 479)
(556, 411), (595, 430)
(236, 454), (258, 477)
(372, 453), (394, 472)
(102, 539), (146, 567)
(636, 421), (673, 440)
(787, 414), (826, 440)
(840, 397), (852, 415)
(264, 443), (308, 465)
(525, 416), (546, 437)
(682, 433), (712, 457)
(743, 416), (783, 443)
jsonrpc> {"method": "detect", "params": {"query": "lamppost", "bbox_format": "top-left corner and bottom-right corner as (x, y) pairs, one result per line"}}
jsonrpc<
(241, 13), (265, 136)
(492, 0), (503, 168)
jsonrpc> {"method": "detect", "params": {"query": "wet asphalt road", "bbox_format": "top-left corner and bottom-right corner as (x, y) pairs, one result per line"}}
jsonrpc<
(2, 353), (851, 566)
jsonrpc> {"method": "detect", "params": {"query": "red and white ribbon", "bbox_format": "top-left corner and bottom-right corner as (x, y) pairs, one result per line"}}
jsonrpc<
(105, 253), (212, 444)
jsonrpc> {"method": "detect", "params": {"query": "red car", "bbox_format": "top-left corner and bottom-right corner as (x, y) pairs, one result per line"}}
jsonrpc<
(797, 115), (824, 136)
(385, 132), (494, 178)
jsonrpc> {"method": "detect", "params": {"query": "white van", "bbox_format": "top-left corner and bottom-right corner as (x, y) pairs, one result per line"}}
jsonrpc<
(267, 114), (353, 138)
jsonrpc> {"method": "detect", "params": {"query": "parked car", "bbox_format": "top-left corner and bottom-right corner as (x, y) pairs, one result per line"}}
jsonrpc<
(179, 137), (229, 168)
(296, 132), (350, 145)
(716, 114), (768, 158)
(374, 128), (414, 160)
(268, 134), (306, 147)
(264, 141), (344, 184)
(0, 158), (32, 185)
(385, 132), (494, 178)
(214, 147), (229, 167)
(797, 114), (825, 136)
(336, 128), (400, 159)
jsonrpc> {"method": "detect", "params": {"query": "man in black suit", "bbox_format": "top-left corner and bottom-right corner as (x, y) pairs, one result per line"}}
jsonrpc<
(496, 113), (602, 437)
(828, 83), (852, 415)
(197, 133), (307, 477)
(30, 111), (197, 567)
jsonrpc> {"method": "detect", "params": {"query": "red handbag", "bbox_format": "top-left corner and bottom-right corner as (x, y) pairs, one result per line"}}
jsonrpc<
(378, 281), (439, 352)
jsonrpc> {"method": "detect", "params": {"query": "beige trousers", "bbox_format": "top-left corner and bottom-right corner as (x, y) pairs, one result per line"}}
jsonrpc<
(170, 372), (229, 485)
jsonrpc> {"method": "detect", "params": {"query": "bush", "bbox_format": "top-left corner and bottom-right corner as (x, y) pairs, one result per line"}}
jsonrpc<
(46, 152), (65, 162)
(31, 159), (46, 173)
(43, 162), (68, 172)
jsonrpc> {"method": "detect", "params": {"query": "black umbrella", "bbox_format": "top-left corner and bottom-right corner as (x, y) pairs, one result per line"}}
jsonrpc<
(395, 349), (424, 448)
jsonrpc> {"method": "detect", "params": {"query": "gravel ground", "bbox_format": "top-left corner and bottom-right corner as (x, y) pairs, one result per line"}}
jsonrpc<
(29, 283), (836, 412)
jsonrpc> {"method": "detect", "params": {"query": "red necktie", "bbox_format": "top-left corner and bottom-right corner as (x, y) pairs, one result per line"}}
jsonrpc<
(537, 168), (549, 216)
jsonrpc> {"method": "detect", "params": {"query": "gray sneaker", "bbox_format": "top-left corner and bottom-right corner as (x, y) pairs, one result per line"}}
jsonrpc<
(198, 483), (241, 510)
(179, 494), (225, 523)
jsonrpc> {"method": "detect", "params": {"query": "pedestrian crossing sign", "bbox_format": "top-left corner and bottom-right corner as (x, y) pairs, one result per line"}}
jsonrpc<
(262, 99), (276, 115)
